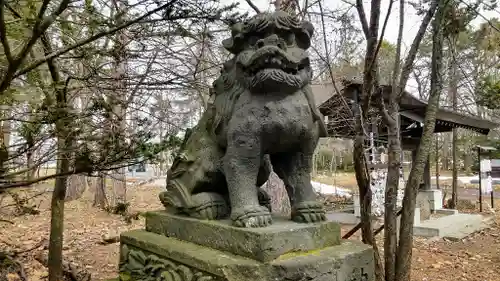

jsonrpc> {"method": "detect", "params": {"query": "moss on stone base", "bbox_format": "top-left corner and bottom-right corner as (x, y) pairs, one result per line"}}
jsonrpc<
(119, 229), (374, 281)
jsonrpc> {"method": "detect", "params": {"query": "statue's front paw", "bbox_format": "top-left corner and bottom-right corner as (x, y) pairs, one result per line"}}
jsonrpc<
(231, 205), (272, 228)
(188, 192), (229, 220)
(291, 201), (326, 223)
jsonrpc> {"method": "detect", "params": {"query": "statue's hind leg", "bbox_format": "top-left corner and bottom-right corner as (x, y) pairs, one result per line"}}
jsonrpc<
(270, 149), (326, 223)
(223, 134), (272, 227)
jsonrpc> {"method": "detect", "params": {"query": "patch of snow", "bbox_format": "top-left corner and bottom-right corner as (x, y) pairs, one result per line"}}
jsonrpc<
(430, 176), (500, 185)
(311, 181), (352, 198)
(147, 178), (353, 198)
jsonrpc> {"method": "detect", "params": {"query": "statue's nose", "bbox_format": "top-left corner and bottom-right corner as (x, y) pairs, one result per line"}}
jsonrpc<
(256, 34), (285, 50)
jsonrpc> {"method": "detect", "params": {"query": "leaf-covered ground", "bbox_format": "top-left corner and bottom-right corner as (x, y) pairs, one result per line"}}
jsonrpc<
(1, 183), (499, 281)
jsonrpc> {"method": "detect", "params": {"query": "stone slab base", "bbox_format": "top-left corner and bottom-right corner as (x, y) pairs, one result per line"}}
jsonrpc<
(145, 211), (341, 262)
(413, 213), (493, 240)
(119, 229), (374, 281)
(325, 212), (360, 225)
(434, 208), (458, 215)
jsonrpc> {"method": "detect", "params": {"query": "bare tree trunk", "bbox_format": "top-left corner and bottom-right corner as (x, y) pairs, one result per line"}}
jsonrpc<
(109, 0), (129, 208)
(383, 0), (405, 278)
(442, 134), (450, 170)
(395, 0), (446, 278)
(26, 150), (34, 180)
(93, 173), (108, 208)
(111, 169), (127, 206)
(449, 45), (459, 209)
(354, 0), (385, 277)
(42, 34), (72, 281)
(65, 174), (87, 201)
(49, 132), (70, 281)
(0, 106), (11, 178)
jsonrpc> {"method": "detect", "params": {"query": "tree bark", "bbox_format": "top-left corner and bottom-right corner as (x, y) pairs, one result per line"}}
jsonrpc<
(395, 0), (447, 278)
(354, 0), (385, 278)
(93, 173), (108, 209)
(0, 106), (10, 178)
(382, 0), (405, 279)
(65, 174), (87, 201)
(109, 0), (128, 208)
(41, 33), (72, 281)
(449, 42), (459, 208)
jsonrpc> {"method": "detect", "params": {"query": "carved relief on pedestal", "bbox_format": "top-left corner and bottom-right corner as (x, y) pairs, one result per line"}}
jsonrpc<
(347, 267), (370, 281)
(119, 245), (221, 281)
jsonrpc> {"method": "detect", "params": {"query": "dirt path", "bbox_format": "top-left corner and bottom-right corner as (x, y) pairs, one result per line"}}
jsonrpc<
(1, 184), (500, 281)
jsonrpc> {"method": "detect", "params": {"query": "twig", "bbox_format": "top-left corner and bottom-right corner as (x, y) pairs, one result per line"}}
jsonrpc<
(0, 253), (27, 281)
(13, 239), (47, 256)
(244, 0), (261, 13)
(342, 208), (403, 239)
(0, 218), (14, 224)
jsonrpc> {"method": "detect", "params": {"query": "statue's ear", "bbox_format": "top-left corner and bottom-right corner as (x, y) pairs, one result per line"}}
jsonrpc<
(296, 21), (314, 49)
(222, 23), (245, 54)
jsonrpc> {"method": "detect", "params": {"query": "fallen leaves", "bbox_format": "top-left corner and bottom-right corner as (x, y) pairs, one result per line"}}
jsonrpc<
(1, 184), (164, 281)
(2, 183), (500, 281)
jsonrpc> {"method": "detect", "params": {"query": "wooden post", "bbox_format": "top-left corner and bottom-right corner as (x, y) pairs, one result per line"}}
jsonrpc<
(478, 147), (483, 212)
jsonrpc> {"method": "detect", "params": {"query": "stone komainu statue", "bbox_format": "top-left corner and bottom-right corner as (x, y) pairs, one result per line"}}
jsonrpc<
(160, 11), (328, 228)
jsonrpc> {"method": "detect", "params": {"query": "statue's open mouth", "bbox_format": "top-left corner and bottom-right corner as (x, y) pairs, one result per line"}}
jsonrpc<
(241, 47), (311, 91)
(245, 50), (309, 75)
(246, 55), (309, 76)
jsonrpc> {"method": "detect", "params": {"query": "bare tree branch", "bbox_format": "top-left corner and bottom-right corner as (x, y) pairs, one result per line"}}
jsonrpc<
(245, 0), (261, 13)
(6, 0), (180, 92)
(368, 0), (396, 73)
(0, 0), (13, 64)
(355, 0), (370, 38)
(397, 0), (439, 94)
(0, 0), (71, 95)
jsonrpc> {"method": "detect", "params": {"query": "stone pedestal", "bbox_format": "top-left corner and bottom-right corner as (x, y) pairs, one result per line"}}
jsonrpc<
(117, 210), (374, 281)
(418, 189), (443, 211)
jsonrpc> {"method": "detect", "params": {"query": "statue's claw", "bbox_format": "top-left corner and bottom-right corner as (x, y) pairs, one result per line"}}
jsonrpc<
(257, 188), (272, 212)
(291, 201), (326, 223)
(188, 192), (229, 220)
(231, 205), (272, 228)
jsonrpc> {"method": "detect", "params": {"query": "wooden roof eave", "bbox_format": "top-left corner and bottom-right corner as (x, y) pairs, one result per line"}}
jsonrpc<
(312, 80), (499, 135)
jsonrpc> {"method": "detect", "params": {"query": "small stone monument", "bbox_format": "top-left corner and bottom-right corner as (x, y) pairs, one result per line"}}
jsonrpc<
(117, 11), (373, 281)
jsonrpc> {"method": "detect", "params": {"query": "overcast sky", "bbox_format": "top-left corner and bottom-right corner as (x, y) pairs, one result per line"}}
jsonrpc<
(221, 0), (498, 97)
(226, 0), (498, 59)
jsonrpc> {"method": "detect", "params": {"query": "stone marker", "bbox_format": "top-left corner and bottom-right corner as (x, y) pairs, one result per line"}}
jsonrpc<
(116, 10), (374, 281)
